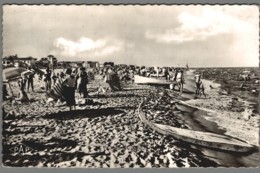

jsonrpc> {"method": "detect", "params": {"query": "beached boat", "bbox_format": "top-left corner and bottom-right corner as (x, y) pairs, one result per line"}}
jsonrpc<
(138, 101), (256, 153)
(134, 75), (173, 85)
(134, 75), (196, 92)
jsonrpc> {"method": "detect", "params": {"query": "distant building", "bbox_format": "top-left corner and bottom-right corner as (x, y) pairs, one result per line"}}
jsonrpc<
(40, 57), (49, 64)
(35, 56), (58, 69)
(14, 57), (37, 67)
(117, 64), (127, 68)
(84, 61), (100, 69)
(3, 56), (37, 67)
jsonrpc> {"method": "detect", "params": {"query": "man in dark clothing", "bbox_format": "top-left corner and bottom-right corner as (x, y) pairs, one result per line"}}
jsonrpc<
(77, 67), (88, 98)
(52, 73), (58, 85)
(3, 84), (10, 101)
(45, 67), (52, 91)
(27, 67), (35, 92)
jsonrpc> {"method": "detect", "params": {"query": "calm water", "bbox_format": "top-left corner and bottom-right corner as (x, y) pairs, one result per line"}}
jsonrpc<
(176, 104), (259, 167)
(194, 67), (259, 110)
(177, 67), (259, 167)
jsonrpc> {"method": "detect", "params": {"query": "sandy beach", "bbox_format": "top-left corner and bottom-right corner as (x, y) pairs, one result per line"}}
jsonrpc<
(2, 4), (259, 169)
(2, 69), (259, 168)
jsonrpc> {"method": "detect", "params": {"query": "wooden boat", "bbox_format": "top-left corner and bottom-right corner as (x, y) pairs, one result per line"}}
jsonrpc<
(134, 75), (173, 85)
(138, 100), (256, 153)
(175, 102), (197, 113)
(134, 75), (196, 93)
(176, 100), (216, 113)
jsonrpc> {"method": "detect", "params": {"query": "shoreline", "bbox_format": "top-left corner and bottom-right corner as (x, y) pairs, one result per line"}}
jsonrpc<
(183, 70), (259, 145)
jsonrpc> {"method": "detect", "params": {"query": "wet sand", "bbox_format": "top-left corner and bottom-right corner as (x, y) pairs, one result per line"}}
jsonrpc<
(184, 76), (259, 146)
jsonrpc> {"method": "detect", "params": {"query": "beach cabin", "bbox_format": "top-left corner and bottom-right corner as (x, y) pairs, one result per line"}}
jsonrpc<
(13, 57), (37, 67)
(84, 61), (100, 69)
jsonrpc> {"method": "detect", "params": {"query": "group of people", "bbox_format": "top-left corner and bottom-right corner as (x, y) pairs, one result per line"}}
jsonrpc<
(3, 63), (208, 111)
(136, 66), (206, 96)
(4, 65), (89, 111)
(99, 65), (205, 96)
(44, 66), (89, 110)
(9, 67), (36, 103)
(136, 66), (186, 94)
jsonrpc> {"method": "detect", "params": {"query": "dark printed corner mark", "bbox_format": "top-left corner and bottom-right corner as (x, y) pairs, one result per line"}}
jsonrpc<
(9, 143), (34, 155)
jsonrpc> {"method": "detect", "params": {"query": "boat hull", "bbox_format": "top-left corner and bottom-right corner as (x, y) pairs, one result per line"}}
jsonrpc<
(134, 75), (196, 93)
(134, 75), (173, 85)
(137, 101), (256, 153)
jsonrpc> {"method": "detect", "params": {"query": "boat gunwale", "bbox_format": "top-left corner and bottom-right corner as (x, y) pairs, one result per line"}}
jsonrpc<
(137, 99), (257, 153)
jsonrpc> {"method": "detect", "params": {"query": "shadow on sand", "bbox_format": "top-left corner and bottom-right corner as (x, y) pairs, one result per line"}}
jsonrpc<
(90, 93), (142, 98)
(43, 107), (126, 120)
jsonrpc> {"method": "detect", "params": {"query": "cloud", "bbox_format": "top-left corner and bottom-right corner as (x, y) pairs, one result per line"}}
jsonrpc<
(54, 36), (124, 58)
(145, 7), (253, 44)
(93, 46), (121, 57)
(3, 5), (258, 67)
(55, 37), (106, 56)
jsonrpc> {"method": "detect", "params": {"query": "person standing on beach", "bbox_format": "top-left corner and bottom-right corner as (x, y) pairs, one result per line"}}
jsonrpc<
(27, 67), (35, 93)
(3, 84), (9, 101)
(176, 69), (184, 94)
(63, 68), (76, 111)
(173, 68), (178, 81)
(140, 67), (146, 77)
(17, 74), (30, 102)
(60, 71), (65, 79)
(195, 74), (202, 94)
(168, 68), (174, 81)
(195, 74), (206, 97)
(45, 67), (52, 91)
(52, 73), (58, 85)
(106, 68), (121, 91)
(77, 67), (88, 98)
(163, 68), (169, 80)
(155, 67), (159, 77)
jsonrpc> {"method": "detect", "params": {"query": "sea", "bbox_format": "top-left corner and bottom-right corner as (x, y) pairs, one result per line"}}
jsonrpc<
(194, 67), (259, 112)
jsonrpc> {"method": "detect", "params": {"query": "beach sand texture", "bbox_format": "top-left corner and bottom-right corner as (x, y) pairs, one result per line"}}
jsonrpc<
(2, 69), (259, 167)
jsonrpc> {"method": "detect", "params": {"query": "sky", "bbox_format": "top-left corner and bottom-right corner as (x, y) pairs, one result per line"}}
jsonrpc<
(3, 5), (259, 67)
